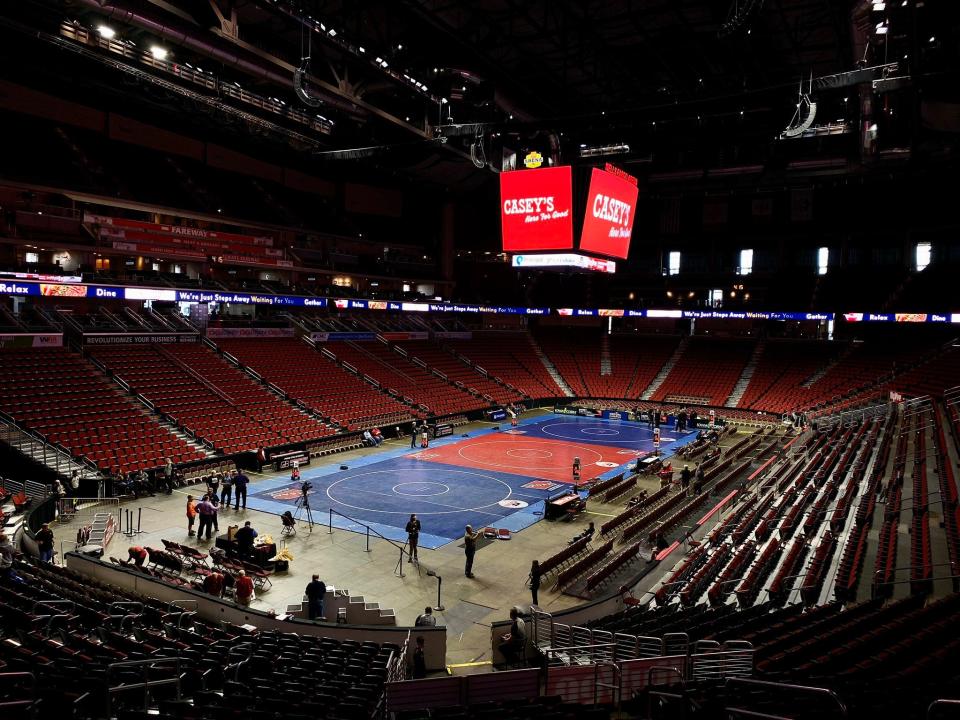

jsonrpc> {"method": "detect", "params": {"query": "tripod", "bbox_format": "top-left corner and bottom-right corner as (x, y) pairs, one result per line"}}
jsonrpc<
(294, 492), (314, 531)
(394, 541), (421, 578)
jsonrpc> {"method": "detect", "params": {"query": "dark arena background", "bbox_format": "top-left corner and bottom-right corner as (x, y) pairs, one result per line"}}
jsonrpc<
(1, 0), (960, 718)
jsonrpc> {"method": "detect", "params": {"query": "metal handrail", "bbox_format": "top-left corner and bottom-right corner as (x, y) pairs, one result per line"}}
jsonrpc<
(928, 699), (960, 720)
(327, 507), (407, 554)
(0, 671), (37, 716)
(105, 656), (182, 717)
(725, 677), (847, 718)
(594, 660), (621, 709)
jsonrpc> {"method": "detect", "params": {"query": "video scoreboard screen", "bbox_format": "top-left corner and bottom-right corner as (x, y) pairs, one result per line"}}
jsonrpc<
(578, 167), (639, 260)
(499, 166), (574, 252)
(500, 165), (638, 269)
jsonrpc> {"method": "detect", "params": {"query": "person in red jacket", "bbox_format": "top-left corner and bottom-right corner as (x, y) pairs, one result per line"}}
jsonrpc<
(234, 570), (254, 606)
(126, 546), (147, 567)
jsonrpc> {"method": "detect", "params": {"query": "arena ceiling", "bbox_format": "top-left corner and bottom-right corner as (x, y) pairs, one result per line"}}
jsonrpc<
(4, 0), (959, 188)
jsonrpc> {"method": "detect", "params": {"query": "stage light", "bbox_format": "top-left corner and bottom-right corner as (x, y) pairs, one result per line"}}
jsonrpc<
(97, 24), (115, 39)
(150, 46), (168, 60)
(328, 28), (336, 37)
(358, 46), (365, 53)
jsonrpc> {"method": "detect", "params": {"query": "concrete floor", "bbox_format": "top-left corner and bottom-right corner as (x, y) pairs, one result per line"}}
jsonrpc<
(92, 411), (630, 669)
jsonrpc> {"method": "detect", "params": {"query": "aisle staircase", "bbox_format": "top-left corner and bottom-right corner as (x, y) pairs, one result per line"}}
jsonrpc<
(726, 340), (766, 407)
(84, 351), (215, 457)
(528, 333), (575, 397)
(640, 337), (690, 400)
(600, 334), (612, 376)
(801, 342), (857, 388)
(0, 417), (102, 483)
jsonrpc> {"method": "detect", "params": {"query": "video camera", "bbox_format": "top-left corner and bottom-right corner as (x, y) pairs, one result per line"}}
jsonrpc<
(300, 481), (313, 496)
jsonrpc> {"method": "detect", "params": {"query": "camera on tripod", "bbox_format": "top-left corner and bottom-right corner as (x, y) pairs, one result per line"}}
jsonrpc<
(300, 481), (313, 496)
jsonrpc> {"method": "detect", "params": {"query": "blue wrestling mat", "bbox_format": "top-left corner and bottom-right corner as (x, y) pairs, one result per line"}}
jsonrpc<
(245, 414), (699, 548)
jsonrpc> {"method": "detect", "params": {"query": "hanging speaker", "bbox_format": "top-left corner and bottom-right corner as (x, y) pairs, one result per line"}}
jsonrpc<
(294, 58), (324, 108)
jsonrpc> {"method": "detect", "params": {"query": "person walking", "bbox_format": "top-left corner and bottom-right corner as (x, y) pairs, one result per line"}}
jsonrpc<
(463, 525), (481, 578)
(680, 465), (692, 494)
(186, 495), (197, 536)
(405, 513), (421, 563)
(36, 523), (55, 563)
(233, 469), (249, 510)
(529, 560), (541, 606)
(234, 570), (254, 606)
(305, 574), (327, 620)
(220, 472), (233, 509)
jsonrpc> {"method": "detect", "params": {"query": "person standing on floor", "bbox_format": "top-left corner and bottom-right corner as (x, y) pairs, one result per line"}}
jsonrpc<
(163, 458), (174, 494)
(234, 570), (254, 606)
(410, 422), (419, 449)
(186, 495), (197, 537)
(209, 493), (221, 535)
(463, 524), (481, 578)
(195, 494), (215, 541)
(305, 574), (327, 620)
(528, 560), (541, 607)
(233, 469), (249, 510)
(412, 636), (427, 679)
(405, 513), (421, 563)
(220, 471), (233, 509)
(36, 523), (55, 563)
(207, 473), (220, 500)
(234, 520), (258, 561)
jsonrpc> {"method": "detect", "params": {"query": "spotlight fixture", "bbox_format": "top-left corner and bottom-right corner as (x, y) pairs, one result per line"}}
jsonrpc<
(97, 24), (115, 39)
(150, 45), (168, 60)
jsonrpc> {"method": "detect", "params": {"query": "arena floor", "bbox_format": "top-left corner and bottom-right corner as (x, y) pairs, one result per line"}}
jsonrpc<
(97, 410), (714, 670)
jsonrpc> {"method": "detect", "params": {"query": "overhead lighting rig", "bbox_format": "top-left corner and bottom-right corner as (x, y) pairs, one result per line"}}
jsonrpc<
(719, 0), (766, 37)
